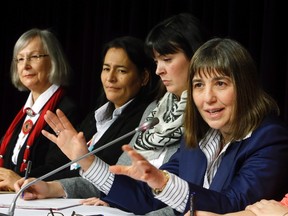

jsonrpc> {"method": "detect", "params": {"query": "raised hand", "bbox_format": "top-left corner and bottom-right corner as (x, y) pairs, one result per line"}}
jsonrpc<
(41, 109), (94, 170)
(109, 145), (168, 189)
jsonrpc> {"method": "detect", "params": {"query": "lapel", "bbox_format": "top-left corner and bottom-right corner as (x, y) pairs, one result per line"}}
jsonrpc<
(91, 97), (146, 149)
(209, 140), (243, 190)
(96, 115), (126, 148)
(180, 146), (207, 184)
(191, 148), (207, 184)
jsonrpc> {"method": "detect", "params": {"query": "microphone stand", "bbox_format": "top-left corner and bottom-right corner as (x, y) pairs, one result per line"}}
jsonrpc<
(5, 117), (159, 216)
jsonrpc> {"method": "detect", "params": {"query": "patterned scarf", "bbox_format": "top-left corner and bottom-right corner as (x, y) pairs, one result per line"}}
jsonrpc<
(0, 87), (64, 172)
(134, 91), (187, 151)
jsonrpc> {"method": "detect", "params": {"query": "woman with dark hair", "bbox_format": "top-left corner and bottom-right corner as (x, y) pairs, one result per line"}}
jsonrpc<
(129, 12), (206, 166)
(47, 35), (158, 180)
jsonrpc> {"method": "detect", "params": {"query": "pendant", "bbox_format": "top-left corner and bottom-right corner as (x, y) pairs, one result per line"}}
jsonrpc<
(25, 108), (36, 117)
(22, 119), (33, 135)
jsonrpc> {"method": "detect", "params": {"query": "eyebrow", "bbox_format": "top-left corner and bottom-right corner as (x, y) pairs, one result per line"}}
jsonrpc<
(17, 51), (46, 56)
(103, 63), (128, 68)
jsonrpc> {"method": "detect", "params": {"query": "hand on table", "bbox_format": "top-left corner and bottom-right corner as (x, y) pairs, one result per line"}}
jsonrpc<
(0, 167), (21, 191)
(80, 197), (110, 206)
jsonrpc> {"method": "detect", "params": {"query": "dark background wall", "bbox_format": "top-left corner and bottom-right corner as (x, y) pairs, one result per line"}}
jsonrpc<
(0, 0), (287, 135)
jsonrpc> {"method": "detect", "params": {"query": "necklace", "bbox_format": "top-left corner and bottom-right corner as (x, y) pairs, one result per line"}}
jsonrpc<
(25, 108), (36, 117)
(22, 119), (33, 135)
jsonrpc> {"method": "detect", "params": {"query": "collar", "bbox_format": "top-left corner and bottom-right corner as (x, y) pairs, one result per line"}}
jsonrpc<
(94, 98), (134, 123)
(23, 84), (60, 115)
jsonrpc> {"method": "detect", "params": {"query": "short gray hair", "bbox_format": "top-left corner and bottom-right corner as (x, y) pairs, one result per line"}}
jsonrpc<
(10, 28), (71, 91)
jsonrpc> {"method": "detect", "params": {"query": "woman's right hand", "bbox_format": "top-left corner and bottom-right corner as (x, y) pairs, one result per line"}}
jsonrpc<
(14, 177), (66, 200)
(41, 109), (95, 171)
(14, 177), (50, 200)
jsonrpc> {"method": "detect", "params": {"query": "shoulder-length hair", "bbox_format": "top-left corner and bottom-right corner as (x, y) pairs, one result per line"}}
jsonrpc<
(184, 38), (280, 148)
(11, 28), (71, 91)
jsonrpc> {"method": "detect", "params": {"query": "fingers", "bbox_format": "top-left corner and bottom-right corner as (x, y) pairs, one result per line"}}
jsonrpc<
(109, 164), (127, 175)
(80, 197), (98, 205)
(43, 109), (68, 132)
(80, 197), (109, 206)
(0, 181), (8, 190)
(122, 144), (146, 161)
(44, 110), (63, 134)
(41, 129), (58, 144)
(14, 178), (25, 192)
(21, 191), (35, 200)
(122, 144), (133, 151)
(14, 177), (34, 193)
(95, 200), (109, 206)
(55, 109), (74, 129)
(44, 109), (78, 138)
(43, 110), (58, 131)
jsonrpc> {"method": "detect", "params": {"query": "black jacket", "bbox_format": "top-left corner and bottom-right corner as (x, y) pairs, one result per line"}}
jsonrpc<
(2, 95), (79, 179)
(53, 94), (153, 179)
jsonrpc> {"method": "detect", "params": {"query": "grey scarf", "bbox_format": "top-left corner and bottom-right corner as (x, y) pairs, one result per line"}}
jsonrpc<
(134, 91), (187, 151)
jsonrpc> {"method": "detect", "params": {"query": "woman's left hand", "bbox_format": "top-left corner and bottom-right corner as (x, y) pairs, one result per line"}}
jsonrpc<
(41, 109), (94, 171)
(109, 145), (168, 189)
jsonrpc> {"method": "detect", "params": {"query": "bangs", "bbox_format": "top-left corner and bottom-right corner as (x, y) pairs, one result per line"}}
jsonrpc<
(146, 26), (186, 57)
(147, 40), (183, 57)
(192, 63), (231, 79)
(190, 47), (234, 79)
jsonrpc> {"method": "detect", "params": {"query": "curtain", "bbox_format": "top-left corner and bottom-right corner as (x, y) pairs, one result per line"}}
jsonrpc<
(0, 0), (287, 135)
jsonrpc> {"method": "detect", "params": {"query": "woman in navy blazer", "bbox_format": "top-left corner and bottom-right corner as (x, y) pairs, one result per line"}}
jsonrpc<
(16, 38), (288, 215)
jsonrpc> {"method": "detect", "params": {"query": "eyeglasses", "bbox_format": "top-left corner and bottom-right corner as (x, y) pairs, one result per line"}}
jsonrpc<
(47, 208), (83, 216)
(15, 54), (49, 64)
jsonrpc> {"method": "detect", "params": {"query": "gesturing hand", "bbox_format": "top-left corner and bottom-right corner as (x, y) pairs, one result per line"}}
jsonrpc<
(41, 109), (94, 170)
(109, 145), (168, 189)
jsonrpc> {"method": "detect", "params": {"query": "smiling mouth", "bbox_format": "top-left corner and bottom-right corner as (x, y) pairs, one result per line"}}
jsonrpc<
(23, 73), (35, 76)
(207, 108), (223, 114)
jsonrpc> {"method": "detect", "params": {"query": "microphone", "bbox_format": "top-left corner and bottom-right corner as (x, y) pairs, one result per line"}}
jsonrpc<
(4, 117), (159, 216)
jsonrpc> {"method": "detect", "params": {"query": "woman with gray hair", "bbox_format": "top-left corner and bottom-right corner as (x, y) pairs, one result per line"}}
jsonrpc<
(0, 28), (78, 191)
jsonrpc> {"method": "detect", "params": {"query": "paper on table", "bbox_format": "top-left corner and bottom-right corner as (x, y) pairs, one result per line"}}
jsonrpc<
(0, 193), (82, 210)
(0, 194), (136, 216)
(0, 191), (15, 194)
(62, 205), (136, 216)
(0, 205), (137, 216)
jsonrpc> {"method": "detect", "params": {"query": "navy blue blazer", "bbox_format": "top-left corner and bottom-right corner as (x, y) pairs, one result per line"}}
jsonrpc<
(103, 115), (288, 215)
